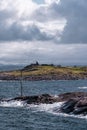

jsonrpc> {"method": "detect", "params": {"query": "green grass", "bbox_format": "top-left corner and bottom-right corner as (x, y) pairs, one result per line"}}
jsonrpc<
(1, 65), (87, 77)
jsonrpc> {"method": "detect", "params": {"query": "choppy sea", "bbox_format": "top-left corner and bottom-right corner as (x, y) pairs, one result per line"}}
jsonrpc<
(0, 80), (87, 130)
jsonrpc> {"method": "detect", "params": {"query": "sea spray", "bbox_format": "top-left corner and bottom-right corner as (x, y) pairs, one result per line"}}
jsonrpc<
(78, 86), (87, 89)
(0, 100), (25, 107)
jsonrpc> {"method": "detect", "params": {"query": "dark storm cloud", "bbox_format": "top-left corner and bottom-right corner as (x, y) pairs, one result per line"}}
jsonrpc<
(51, 0), (87, 43)
(0, 0), (87, 43)
(32, 0), (87, 43)
(0, 21), (53, 41)
(0, 4), (53, 42)
(0, 10), (12, 20)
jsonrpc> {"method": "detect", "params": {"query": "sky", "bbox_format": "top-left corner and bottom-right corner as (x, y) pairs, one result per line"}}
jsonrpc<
(0, 0), (87, 65)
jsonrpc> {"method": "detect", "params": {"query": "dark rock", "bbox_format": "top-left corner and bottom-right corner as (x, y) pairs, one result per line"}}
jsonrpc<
(60, 99), (78, 113)
(73, 107), (87, 115)
(1, 92), (87, 115)
(75, 97), (87, 107)
(58, 92), (87, 101)
(13, 94), (59, 104)
(59, 92), (87, 115)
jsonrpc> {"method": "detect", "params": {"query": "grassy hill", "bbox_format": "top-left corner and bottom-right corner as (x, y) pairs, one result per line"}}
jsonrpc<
(0, 64), (87, 80)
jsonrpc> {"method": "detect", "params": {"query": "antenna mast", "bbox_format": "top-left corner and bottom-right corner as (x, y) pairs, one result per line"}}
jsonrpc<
(20, 70), (23, 97)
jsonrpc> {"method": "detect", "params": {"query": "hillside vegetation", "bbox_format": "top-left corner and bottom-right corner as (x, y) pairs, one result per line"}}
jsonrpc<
(0, 63), (87, 80)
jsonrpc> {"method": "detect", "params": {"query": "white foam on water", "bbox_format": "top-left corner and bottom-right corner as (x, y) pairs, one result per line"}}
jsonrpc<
(78, 86), (87, 89)
(28, 102), (63, 112)
(28, 102), (87, 120)
(51, 110), (86, 119)
(0, 80), (3, 82)
(0, 100), (87, 119)
(0, 100), (25, 107)
(50, 107), (87, 120)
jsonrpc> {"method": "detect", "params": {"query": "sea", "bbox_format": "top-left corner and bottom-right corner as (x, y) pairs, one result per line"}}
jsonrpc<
(0, 80), (87, 130)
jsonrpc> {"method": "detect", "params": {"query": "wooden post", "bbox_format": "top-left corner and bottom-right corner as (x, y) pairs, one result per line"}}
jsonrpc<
(20, 70), (23, 97)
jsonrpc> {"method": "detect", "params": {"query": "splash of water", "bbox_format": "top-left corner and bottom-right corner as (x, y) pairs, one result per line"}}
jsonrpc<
(0, 100), (87, 119)
(78, 86), (87, 89)
(0, 100), (25, 107)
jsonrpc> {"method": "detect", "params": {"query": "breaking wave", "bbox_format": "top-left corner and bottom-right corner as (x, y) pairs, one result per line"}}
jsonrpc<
(0, 100), (87, 119)
(78, 86), (87, 89)
(0, 100), (25, 107)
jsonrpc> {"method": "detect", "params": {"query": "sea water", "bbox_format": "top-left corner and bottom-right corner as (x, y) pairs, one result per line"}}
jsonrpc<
(0, 80), (87, 130)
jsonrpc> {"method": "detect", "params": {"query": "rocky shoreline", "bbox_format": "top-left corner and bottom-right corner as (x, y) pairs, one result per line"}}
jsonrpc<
(0, 64), (87, 81)
(1, 92), (87, 115)
(0, 73), (87, 81)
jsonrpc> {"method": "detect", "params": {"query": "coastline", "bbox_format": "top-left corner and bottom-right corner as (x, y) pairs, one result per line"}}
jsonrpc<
(0, 64), (87, 81)
(0, 73), (87, 81)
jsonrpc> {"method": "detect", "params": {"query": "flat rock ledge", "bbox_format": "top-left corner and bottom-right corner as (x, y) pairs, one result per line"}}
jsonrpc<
(1, 92), (87, 115)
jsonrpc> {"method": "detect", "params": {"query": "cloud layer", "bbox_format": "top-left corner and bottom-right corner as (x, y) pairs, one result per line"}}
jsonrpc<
(0, 0), (87, 65)
(0, 0), (87, 43)
(0, 42), (87, 65)
(58, 0), (87, 43)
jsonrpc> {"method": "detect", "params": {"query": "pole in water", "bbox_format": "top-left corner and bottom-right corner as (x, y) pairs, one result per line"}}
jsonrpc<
(20, 70), (23, 97)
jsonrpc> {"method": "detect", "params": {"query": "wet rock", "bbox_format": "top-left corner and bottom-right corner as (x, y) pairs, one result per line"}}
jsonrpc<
(73, 107), (87, 115)
(59, 92), (87, 115)
(1, 92), (87, 115)
(58, 92), (87, 101)
(60, 99), (78, 113)
(75, 97), (87, 107)
(13, 94), (60, 104)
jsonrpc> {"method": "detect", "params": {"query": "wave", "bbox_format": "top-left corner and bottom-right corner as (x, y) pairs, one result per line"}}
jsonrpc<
(24, 103), (87, 120)
(0, 80), (3, 82)
(0, 100), (25, 107)
(28, 102), (63, 112)
(78, 86), (87, 89)
(0, 100), (87, 119)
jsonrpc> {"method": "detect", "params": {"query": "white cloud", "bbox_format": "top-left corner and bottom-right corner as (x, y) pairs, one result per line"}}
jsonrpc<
(51, 0), (87, 43)
(0, 0), (87, 43)
(0, 0), (63, 42)
(0, 42), (87, 65)
(45, 0), (60, 4)
(0, 0), (87, 65)
(0, 0), (38, 18)
(0, 0), (66, 42)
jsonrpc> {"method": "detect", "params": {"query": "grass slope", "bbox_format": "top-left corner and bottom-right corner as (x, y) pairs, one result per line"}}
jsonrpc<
(0, 64), (87, 79)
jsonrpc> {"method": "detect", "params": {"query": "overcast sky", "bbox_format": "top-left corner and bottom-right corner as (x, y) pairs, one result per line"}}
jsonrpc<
(0, 0), (87, 65)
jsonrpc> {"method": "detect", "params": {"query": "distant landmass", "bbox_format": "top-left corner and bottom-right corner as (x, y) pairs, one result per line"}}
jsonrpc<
(0, 64), (24, 71)
(0, 63), (87, 80)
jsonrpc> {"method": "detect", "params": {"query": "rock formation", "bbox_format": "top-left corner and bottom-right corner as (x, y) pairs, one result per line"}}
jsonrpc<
(59, 92), (87, 115)
(1, 92), (87, 115)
